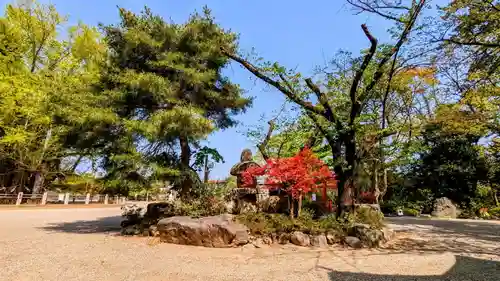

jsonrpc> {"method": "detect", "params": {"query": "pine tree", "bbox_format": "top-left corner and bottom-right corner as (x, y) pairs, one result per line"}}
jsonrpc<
(94, 7), (251, 197)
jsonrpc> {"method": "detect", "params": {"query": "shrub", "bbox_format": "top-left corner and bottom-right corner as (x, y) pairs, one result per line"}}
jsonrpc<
(380, 200), (400, 214)
(403, 208), (420, 217)
(490, 206), (500, 218)
(478, 207), (491, 219)
(236, 211), (345, 236)
(235, 208), (385, 238)
(354, 206), (385, 228)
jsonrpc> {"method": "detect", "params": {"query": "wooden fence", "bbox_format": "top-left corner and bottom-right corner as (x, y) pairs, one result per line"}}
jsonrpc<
(0, 192), (126, 206)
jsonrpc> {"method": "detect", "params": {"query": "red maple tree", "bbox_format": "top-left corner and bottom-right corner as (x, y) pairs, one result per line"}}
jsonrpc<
(242, 148), (337, 217)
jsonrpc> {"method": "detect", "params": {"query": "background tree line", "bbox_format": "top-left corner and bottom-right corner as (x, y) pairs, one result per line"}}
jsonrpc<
(0, 0), (498, 216)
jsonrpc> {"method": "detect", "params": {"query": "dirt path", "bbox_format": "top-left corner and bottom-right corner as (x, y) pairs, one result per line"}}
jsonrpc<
(0, 208), (499, 281)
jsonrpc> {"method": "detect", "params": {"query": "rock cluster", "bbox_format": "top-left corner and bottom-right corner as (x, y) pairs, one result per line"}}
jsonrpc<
(432, 197), (459, 218)
(157, 214), (249, 248)
(120, 202), (174, 237)
(121, 202), (396, 249)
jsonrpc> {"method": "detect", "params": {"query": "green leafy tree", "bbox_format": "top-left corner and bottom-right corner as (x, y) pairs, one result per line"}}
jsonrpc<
(0, 0), (108, 195)
(86, 7), (251, 197)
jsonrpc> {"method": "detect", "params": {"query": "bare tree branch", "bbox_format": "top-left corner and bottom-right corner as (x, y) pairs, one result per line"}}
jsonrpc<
(221, 49), (328, 117)
(349, 24), (378, 125)
(360, 0), (426, 107)
(257, 120), (275, 161)
(304, 78), (345, 132)
(347, 0), (407, 23)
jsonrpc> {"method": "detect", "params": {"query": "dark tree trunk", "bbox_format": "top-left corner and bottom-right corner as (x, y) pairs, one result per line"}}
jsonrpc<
(179, 135), (192, 198)
(203, 154), (209, 183)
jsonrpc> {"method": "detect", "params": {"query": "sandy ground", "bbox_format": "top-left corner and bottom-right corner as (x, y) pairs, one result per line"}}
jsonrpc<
(0, 208), (499, 281)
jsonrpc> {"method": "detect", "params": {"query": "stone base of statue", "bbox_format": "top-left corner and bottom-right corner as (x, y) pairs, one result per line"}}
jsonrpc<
(230, 186), (288, 214)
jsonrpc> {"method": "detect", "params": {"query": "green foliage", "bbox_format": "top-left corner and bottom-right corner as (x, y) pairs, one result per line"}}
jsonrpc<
(0, 0), (109, 194)
(236, 211), (341, 236)
(412, 122), (489, 206)
(354, 207), (385, 228)
(380, 200), (401, 215)
(490, 207), (500, 218)
(403, 208), (420, 217)
(89, 6), (251, 196)
(236, 208), (384, 237)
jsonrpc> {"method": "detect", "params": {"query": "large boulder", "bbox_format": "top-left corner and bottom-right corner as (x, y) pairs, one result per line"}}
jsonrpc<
(260, 195), (282, 213)
(157, 214), (249, 248)
(352, 223), (385, 247)
(344, 236), (362, 248)
(431, 197), (458, 218)
(310, 235), (328, 248)
(290, 231), (310, 247)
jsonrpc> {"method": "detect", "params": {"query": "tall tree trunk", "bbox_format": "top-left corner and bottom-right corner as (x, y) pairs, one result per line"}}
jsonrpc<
(494, 190), (499, 206)
(31, 171), (44, 198)
(373, 162), (379, 204)
(289, 196), (294, 219)
(297, 193), (303, 218)
(341, 131), (357, 213)
(203, 154), (209, 183)
(32, 128), (52, 197)
(381, 168), (388, 203)
(71, 155), (84, 173)
(179, 135), (192, 198)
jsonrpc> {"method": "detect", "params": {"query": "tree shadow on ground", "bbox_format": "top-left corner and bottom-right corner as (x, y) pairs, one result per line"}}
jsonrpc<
(381, 217), (500, 257)
(388, 217), (500, 243)
(39, 216), (122, 234)
(326, 255), (500, 281)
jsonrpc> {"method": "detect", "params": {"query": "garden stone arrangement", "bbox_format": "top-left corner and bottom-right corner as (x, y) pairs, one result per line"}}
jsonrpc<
(119, 149), (395, 249)
(120, 202), (395, 249)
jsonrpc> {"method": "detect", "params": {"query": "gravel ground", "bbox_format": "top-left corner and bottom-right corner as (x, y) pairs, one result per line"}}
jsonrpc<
(0, 208), (499, 281)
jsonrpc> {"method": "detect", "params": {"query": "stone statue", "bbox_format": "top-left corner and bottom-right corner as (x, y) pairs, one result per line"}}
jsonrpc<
(230, 149), (261, 188)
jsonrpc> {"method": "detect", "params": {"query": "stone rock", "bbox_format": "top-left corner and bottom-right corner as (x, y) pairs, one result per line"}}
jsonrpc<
(157, 214), (249, 248)
(241, 243), (256, 250)
(310, 235), (328, 248)
(252, 238), (265, 248)
(239, 201), (258, 213)
(121, 225), (140, 236)
(262, 236), (273, 245)
(352, 223), (384, 247)
(381, 227), (395, 242)
(431, 197), (458, 218)
(270, 233), (278, 244)
(344, 236), (362, 248)
(224, 200), (236, 214)
(261, 196), (282, 213)
(278, 233), (291, 244)
(149, 225), (160, 237)
(326, 231), (342, 245)
(290, 231), (310, 247)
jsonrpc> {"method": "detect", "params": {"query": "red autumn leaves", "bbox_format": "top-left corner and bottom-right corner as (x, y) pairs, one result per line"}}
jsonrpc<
(242, 148), (337, 198)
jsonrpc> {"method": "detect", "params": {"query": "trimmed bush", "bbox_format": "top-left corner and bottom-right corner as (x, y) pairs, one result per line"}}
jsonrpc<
(403, 208), (420, 217)
(490, 206), (500, 218)
(355, 206), (385, 228)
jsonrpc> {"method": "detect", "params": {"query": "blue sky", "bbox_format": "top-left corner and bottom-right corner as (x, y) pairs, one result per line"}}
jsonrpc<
(2, 0), (399, 179)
